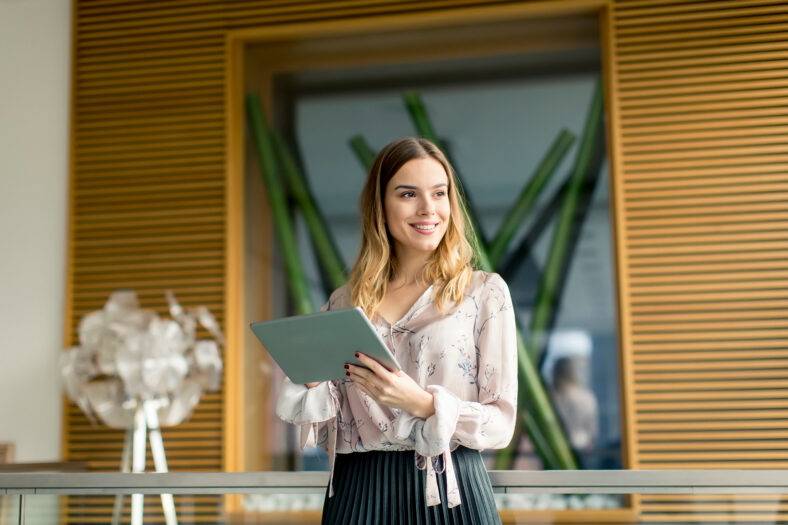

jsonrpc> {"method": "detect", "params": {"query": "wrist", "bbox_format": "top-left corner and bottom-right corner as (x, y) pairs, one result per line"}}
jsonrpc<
(414, 391), (435, 419)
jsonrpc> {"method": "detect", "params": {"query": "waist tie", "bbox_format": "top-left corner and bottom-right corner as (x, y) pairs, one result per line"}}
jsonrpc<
(415, 448), (461, 507)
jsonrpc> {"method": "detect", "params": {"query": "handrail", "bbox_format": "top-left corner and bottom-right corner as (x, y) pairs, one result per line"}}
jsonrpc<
(2, 470), (788, 495)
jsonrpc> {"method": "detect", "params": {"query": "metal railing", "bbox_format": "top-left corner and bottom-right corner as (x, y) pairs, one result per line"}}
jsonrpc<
(2, 470), (788, 524)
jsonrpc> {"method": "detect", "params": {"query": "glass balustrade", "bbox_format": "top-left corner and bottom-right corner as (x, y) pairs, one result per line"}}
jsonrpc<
(3, 470), (787, 524)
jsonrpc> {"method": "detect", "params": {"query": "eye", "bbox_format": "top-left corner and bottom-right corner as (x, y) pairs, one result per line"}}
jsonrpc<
(434, 190), (446, 197)
(400, 191), (415, 198)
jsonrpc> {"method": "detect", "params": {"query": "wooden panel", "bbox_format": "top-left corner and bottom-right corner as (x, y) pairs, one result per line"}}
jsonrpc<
(609, 0), (788, 522)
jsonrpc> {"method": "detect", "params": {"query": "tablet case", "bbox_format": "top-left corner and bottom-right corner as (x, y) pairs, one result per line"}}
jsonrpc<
(249, 306), (400, 384)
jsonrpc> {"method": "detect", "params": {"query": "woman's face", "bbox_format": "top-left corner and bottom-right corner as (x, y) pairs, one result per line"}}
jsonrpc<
(383, 157), (451, 259)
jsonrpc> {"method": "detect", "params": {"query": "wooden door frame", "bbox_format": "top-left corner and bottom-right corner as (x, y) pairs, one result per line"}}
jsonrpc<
(224, 0), (633, 520)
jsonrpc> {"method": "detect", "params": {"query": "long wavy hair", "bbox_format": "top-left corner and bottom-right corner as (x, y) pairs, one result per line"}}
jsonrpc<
(348, 137), (476, 318)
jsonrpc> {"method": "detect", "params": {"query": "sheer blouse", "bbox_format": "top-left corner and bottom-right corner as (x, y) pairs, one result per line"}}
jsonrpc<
(275, 270), (517, 508)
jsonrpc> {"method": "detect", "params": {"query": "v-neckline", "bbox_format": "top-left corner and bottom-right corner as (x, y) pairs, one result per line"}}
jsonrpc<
(379, 283), (434, 327)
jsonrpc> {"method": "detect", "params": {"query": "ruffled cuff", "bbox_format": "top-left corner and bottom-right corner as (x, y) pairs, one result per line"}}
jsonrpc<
(275, 378), (337, 426)
(392, 384), (460, 456)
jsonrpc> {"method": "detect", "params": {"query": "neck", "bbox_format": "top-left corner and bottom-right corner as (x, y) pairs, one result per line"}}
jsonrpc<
(392, 249), (432, 287)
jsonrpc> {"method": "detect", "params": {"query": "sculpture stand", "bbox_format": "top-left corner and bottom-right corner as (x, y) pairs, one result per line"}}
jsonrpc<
(111, 400), (178, 525)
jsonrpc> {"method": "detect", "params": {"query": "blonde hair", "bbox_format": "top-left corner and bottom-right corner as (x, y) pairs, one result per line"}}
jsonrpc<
(348, 137), (476, 318)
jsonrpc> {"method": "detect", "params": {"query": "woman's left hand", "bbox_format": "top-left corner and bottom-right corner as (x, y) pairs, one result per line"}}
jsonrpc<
(347, 353), (435, 419)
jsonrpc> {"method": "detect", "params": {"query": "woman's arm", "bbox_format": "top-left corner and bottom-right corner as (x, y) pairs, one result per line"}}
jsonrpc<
(443, 273), (518, 449)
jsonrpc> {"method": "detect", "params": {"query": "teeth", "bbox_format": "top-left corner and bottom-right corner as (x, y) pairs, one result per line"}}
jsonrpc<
(413, 224), (436, 230)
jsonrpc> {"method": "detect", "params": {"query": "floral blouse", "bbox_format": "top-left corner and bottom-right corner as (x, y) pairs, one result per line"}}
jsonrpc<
(275, 270), (517, 508)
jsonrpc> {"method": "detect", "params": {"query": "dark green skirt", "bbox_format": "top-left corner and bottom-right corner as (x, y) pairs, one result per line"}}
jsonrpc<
(321, 446), (501, 525)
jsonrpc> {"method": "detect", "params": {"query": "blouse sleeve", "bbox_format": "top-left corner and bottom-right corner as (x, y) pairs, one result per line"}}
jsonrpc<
(406, 273), (518, 455)
(274, 299), (341, 449)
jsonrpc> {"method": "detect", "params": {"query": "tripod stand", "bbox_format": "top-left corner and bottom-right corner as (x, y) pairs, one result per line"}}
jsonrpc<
(111, 400), (178, 525)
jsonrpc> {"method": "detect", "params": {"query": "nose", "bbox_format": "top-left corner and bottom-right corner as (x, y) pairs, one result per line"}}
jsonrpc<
(418, 196), (436, 215)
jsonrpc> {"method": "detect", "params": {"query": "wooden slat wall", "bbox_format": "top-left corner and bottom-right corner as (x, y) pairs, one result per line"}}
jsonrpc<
(67, 0), (228, 521)
(609, 0), (788, 522)
(66, 0), (788, 523)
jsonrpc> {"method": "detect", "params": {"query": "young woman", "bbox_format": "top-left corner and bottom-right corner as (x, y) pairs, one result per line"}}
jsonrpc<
(276, 137), (517, 524)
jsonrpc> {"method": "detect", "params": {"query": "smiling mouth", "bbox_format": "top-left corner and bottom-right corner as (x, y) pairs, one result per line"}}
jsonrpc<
(410, 223), (439, 233)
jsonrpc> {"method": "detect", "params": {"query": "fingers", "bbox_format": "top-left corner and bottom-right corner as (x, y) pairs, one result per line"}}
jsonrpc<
(354, 352), (392, 374)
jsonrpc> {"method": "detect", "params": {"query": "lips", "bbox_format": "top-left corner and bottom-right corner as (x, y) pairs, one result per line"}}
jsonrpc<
(410, 222), (439, 234)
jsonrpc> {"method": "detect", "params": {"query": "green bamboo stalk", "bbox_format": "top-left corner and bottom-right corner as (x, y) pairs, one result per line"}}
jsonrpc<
(527, 79), (605, 363)
(246, 94), (314, 315)
(403, 91), (488, 247)
(487, 130), (576, 267)
(349, 135), (376, 172)
(272, 132), (348, 292)
(493, 409), (559, 470)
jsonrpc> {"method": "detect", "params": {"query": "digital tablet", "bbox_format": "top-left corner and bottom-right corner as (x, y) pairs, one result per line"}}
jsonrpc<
(249, 306), (400, 384)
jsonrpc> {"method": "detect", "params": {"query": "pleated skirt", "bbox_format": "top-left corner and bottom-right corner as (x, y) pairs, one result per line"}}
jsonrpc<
(321, 447), (501, 525)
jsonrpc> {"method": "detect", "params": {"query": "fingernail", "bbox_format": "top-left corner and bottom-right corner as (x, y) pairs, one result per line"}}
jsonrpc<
(345, 371), (350, 377)
(344, 364), (349, 369)
(354, 352), (359, 358)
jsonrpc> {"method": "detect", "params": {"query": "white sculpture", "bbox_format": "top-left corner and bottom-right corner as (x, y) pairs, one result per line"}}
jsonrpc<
(60, 290), (224, 525)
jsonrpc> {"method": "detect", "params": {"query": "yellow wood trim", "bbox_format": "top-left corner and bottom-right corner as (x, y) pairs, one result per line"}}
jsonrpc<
(78, 52), (223, 73)
(619, 90), (788, 113)
(620, 68), (788, 93)
(623, 131), (788, 153)
(643, 494), (785, 501)
(77, 42), (224, 64)
(629, 224), (788, 243)
(630, 299), (788, 314)
(627, 239), (788, 256)
(77, 78), (223, 97)
(228, 0), (606, 43)
(639, 450), (788, 461)
(77, 28), (225, 47)
(632, 339), (788, 353)
(626, 201), (788, 219)
(499, 508), (638, 524)
(621, 108), (788, 127)
(631, 307), (788, 322)
(601, 2), (638, 481)
(640, 406), (788, 420)
(630, 277), (788, 294)
(617, 16), (788, 45)
(78, 129), (223, 148)
(638, 418), (788, 430)
(618, 39), (788, 64)
(222, 30), (245, 515)
(618, 25), (788, 54)
(62, 0), (79, 466)
(634, 368), (788, 381)
(615, 0), (782, 17)
(619, 54), (788, 81)
(78, 135), (223, 155)
(626, 172), (788, 191)
(76, 111), (223, 129)
(632, 319), (788, 332)
(78, 67), (223, 88)
(642, 504), (788, 512)
(615, 3), (787, 27)
(78, 1), (221, 21)
(638, 388), (788, 400)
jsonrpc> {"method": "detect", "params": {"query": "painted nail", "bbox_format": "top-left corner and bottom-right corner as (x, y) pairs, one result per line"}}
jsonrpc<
(354, 352), (359, 358)
(344, 364), (349, 369)
(345, 371), (350, 377)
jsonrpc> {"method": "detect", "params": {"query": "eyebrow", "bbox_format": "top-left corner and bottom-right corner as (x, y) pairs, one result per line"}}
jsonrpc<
(393, 183), (448, 190)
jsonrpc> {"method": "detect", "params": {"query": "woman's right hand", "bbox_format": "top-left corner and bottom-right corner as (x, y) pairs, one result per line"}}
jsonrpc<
(305, 382), (320, 388)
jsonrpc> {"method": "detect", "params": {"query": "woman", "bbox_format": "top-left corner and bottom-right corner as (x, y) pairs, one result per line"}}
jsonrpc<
(276, 137), (517, 524)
